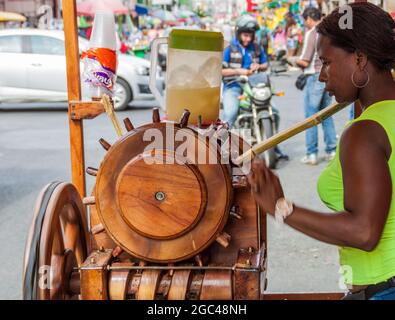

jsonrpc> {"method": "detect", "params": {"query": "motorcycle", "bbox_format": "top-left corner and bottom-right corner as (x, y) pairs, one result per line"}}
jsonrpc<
(224, 72), (286, 169)
(269, 49), (289, 74)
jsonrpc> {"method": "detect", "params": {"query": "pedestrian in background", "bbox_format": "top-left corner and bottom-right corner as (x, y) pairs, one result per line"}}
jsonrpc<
(285, 15), (300, 57)
(272, 22), (287, 53)
(248, 3), (395, 300)
(256, 19), (270, 58)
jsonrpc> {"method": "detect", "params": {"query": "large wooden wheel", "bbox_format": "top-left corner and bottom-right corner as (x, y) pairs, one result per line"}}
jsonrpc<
(95, 121), (233, 263)
(23, 182), (89, 300)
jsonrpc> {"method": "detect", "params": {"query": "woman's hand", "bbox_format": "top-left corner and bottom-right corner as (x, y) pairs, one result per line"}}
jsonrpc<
(247, 158), (284, 215)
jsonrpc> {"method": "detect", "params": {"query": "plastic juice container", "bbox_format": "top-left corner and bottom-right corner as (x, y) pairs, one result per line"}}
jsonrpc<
(150, 29), (224, 125)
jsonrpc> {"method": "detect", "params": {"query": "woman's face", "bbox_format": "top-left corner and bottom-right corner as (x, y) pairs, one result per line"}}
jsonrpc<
(317, 35), (359, 104)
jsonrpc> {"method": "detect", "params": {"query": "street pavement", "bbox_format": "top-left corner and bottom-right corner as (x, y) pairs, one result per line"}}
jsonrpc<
(0, 71), (350, 299)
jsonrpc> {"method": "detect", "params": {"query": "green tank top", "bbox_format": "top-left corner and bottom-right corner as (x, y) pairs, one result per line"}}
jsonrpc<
(317, 100), (395, 285)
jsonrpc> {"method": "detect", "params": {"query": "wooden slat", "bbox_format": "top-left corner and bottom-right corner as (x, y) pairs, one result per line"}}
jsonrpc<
(136, 270), (161, 300)
(62, 0), (86, 197)
(168, 270), (191, 300)
(200, 271), (232, 300)
(70, 101), (105, 120)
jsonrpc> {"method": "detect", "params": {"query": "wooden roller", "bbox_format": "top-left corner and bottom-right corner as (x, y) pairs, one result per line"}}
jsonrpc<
(168, 270), (191, 300)
(108, 263), (132, 300)
(200, 270), (233, 300)
(136, 270), (161, 300)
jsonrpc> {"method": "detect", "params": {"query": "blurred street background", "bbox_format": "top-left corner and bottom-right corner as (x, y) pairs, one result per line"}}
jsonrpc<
(0, 0), (394, 299)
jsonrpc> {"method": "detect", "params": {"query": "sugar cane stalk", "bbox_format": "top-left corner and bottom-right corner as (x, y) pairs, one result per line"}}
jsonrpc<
(234, 102), (350, 165)
(101, 94), (123, 137)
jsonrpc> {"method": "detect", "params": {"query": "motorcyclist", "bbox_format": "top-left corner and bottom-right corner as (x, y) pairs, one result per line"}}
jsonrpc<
(222, 15), (289, 161)
(222, 15), (268, 128)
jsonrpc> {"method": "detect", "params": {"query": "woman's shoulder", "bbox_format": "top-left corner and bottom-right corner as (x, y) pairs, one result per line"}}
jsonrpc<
(363, 100), (395, 112)
(341, 115), (392, 161)
(352, 100), (395, 135)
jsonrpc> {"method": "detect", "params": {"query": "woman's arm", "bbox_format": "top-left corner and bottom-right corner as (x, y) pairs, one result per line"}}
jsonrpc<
(248, 120), (392, 251)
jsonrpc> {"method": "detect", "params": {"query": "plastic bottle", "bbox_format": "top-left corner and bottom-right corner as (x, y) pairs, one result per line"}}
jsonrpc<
(81, 11), (118, 99)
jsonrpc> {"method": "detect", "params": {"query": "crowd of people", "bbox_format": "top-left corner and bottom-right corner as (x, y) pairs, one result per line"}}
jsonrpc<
(73, 2), (317, 61)
(221, 3), (338, 166)
(74, 1), (387, 168)
(2, 1), (395, 301)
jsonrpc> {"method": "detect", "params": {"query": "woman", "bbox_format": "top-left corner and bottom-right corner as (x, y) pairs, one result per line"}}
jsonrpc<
(285, 15), (300, 57)
(272, 23), (287, 53)
(248, 3), (395, 300)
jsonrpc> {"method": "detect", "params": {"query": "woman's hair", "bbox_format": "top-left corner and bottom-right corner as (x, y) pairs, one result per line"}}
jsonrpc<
(316, 3), (395, 71)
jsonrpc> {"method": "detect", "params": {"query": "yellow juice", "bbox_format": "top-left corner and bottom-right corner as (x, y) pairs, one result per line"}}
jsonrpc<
(166, 86), (220, 125)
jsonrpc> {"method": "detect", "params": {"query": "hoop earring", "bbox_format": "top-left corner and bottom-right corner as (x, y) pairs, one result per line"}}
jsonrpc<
(351, 69), (370, 89)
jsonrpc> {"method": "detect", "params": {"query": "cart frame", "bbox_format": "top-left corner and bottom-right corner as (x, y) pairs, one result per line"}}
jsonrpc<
(60, 0), (372, 300)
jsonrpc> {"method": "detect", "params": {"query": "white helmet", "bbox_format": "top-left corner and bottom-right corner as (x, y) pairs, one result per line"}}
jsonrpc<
(236, 15), (259, 38)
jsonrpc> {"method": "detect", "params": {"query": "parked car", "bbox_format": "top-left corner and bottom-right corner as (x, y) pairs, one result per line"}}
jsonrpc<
(0, 29), (164, 110)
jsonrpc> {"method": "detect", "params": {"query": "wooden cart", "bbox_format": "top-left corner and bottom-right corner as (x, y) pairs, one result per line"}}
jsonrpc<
(21, 0), (349, 300)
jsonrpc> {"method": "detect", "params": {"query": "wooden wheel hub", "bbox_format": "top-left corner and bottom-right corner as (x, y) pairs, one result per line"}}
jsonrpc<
(116, 151), (207, 239)
(95, 123), (233, 262)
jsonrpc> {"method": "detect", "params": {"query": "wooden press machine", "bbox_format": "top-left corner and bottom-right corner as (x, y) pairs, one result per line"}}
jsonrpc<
(22, 0), (363, 300)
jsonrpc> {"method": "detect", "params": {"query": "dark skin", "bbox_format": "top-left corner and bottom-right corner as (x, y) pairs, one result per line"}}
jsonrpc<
(248, 34), (395, 253)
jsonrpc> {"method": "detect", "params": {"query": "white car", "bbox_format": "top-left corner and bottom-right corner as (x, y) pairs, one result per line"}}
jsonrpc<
(0, 29), (164, 110)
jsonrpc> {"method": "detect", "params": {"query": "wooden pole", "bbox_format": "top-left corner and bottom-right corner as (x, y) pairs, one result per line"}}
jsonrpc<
(234, 102), (350, 165)
(62, 0), (86, 197)
(101, 95), (124, 137)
